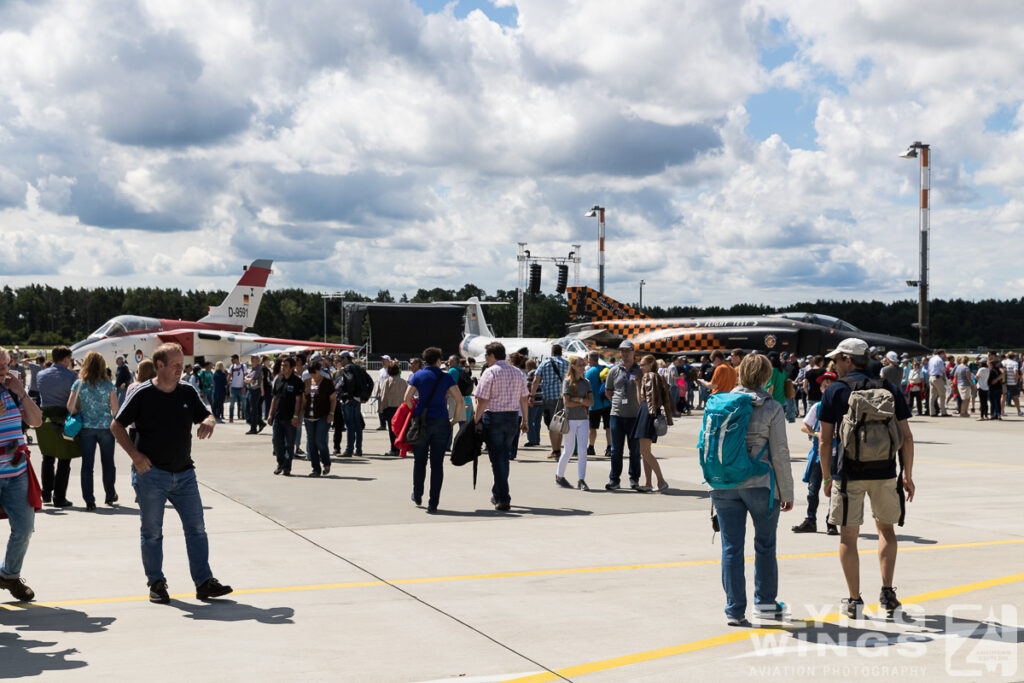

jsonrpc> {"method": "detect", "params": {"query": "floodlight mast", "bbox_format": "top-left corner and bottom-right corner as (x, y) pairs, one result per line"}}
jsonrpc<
(900, 141), (930, 347)
(585, 205), (606, 293)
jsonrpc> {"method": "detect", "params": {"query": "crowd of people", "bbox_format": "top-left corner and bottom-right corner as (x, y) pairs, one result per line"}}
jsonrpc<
(0, 337), (1017, 621)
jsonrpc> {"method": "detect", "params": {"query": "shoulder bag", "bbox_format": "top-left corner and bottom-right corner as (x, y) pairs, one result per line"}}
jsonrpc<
(64, 412), (83, 438)
(548, 397), (570, 434)
(405, 373), (442, 445)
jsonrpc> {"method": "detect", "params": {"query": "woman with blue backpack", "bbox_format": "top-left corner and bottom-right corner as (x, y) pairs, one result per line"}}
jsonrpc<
(700, 354), (794, 627)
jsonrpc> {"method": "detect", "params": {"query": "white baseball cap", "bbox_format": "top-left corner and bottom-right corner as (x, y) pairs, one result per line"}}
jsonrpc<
(825, 338), (869, 359)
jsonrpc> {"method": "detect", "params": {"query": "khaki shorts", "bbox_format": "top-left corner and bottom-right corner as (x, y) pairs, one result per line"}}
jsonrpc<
(828, 477), (901, 527)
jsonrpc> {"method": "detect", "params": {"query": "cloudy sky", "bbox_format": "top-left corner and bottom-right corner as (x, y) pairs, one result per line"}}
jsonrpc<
(1, 0), (1021, 308)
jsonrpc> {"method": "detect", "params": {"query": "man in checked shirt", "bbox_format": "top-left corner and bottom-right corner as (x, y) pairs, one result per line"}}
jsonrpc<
(474, 342), (529, 511)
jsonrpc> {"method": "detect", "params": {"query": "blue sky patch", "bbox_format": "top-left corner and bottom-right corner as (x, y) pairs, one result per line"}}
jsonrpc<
(413, 0), (518, 27)
(758, 18), (795, 70)
(984, 102), (1019, 133)
(745, 88), (818, 149)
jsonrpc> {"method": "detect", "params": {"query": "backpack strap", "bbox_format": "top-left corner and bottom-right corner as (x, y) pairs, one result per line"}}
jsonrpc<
(756, 443), (775, 514)
(896, 451), (906, 527)
(840, 473), (849, 527)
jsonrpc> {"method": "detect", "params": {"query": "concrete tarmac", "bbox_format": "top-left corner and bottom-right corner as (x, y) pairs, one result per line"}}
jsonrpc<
(3, 407), (1023, 681)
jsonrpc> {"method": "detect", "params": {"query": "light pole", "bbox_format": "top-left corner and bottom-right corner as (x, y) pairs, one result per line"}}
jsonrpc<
(584, 205), (606, 293)
(639, 279), (646, 312)
(899, 141), (930, 347)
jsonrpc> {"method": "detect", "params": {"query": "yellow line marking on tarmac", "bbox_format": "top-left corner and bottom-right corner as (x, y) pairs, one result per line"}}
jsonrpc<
(7, 539), (1022, 610)
(498, 571), (1024, 683)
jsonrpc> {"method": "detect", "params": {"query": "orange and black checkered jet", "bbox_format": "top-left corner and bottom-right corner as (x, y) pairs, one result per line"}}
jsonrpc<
(566, 286), (929, 358)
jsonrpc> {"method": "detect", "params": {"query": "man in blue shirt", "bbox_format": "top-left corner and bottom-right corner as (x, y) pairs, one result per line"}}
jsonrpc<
(818, 338), (916, 619)
(530, 345), (570, 460)
(35, 346), (78, 507)
(584, 352), (610, 457)
(926, 349), (949, 417)
(403, 347), (461, 513)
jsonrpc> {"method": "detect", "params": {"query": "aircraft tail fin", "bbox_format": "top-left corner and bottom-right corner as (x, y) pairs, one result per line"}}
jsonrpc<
(199, 259), (273, 330)
(567, 286), (649, 322)
(434, 298), (506, 338)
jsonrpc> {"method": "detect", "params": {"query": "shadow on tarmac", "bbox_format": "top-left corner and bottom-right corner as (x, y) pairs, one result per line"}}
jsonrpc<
(0, 605), (114, 678)
(0, 632), (88, 678)
(656, 488), (711, 499)
(42, 504), (211, 516)
(859, 533), (938, 544)
(0, 604), (115, 634)
(771, 611), (1024, 649)
(169, 599), (295, 625)
(429, 506), (593, 518)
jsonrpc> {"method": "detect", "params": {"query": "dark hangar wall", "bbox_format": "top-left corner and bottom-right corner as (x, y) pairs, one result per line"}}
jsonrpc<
(345, 304), (464, 358)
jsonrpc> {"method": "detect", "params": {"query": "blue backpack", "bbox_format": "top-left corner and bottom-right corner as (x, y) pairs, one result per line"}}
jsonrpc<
(698, 392), (775, 511)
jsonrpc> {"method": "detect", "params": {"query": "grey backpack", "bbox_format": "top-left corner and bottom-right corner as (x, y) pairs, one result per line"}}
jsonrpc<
(838, 379), (903, 468)
(837, 377), (906, 526)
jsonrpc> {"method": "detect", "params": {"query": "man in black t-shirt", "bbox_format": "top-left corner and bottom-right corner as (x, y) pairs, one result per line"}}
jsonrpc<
(269, 356), (305, 476)
(818, 338), (915, 619)
(803, 355), (826, 403)
(111, 343), (232, 605)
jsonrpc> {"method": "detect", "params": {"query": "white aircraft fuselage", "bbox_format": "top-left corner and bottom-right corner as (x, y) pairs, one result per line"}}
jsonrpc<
(70, 260), (354, 371)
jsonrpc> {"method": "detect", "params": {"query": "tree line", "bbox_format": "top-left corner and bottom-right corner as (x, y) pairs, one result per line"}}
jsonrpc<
(1, 283), (1021, 349)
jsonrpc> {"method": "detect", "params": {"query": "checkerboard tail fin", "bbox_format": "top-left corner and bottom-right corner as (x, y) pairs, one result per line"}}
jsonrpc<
(567, 286), (650, 322)
(199, 259), (272, 330)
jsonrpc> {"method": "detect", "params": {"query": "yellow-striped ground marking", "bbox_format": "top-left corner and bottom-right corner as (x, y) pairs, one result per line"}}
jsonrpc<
(5, 538), (1021, 610)
(498, 570), (1024, 683)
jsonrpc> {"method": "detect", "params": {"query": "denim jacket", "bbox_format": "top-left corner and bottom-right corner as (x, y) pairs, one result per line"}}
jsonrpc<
(731, 386), (794, 502)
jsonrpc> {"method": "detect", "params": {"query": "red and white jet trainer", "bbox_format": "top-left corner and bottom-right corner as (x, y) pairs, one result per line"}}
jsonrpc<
(71, 259), (355, 370)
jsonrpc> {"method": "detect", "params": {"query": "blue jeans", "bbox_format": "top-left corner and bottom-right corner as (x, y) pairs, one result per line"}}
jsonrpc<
(698, 385), (710, 408)
(711, 487), (780, 619)
(79, 427), (116, 506)
(526, 404), (543, 444)
(412, 418), (451, 508)
(804, 464), (822, 521)
(341, 401), (363, 453)
(608, 415), (640, 485)
(483, 411), (518, 505)
(116, 388), (126, 406)
(785, 397), (797, 422)
(212, 392), (225, 420)
(509, 415), (522, 460)
(0, 471), (33, 579)
(272, 419), (297, 471)
(132, 467), (211, 587)
(229, 387), (245, 420)
(990, 388), (1001, 419)
(304, 418), (331, 473)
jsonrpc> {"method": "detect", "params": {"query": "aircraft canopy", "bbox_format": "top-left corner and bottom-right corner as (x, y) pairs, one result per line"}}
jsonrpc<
(775, 312), (860, 332)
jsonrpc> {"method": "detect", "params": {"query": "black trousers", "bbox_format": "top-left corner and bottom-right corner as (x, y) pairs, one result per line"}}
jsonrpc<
(42, 455), (72, 503)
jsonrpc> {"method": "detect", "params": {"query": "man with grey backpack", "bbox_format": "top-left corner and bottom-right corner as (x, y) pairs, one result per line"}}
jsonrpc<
(818, 338), (916, 620)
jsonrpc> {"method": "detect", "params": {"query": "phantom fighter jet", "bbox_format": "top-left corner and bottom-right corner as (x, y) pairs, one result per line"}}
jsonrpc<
(566, 286), (929, 358)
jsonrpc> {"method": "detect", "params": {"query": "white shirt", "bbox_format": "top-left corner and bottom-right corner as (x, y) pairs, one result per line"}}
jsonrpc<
(1003, 359), (1019, 385)
(975, 367), (991, 389)
(229, 363), (247, 389)
(803, 402), (819, 430)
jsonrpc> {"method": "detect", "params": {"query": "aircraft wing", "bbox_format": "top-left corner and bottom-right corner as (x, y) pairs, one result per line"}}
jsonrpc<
(566, 325), (623, 346)
(191, 330), (356, 356)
